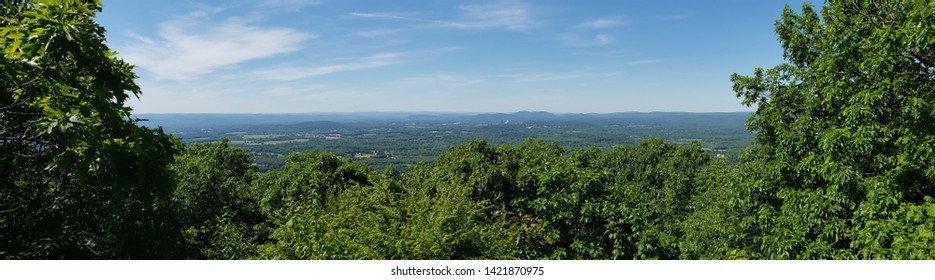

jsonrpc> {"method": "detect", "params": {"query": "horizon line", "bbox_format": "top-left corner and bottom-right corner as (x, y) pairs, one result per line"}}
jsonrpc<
(133, 110), (756, 115)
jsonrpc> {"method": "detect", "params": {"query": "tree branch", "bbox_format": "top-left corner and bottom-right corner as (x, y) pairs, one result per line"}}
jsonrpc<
(4, 68), (46, 96)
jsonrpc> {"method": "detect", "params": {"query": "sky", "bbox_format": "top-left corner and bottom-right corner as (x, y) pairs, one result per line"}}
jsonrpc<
(95, 0), (811, 113)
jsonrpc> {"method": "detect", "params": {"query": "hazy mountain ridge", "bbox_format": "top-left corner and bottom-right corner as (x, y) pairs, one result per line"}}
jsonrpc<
(138, 111), (754, 132)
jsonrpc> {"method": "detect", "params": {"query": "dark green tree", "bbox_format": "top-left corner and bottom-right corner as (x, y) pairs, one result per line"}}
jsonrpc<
(254, 150), (371, 221)
(171, 139), (266, 259)
(729, 0), (935, 259)
(435, 138), (711, 259)
(597, 139), (709, 259)
(1, 0), (181, 259)
(261, 150), (517, 259)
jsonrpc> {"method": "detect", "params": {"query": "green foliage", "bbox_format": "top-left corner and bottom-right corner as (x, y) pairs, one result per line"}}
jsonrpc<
(263, 175), (400, 259)
(854, 197), (935, 259)
(1, 0), (181, 259)
(728, 0), (935, 259)
(170, 139), (266, 259)
(433, 138), (713, 259)
(597, 139), (710, 259)
(6, 0), (935, 260)
(259, 152), (518, 260)
(254, 150), (371, 221)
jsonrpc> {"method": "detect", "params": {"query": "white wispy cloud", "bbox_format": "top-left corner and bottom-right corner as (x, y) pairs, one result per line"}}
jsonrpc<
(349, 0), (532, 31)
(572, 50), (629, 58)
(387, 73), (486, 90)
(121, 15), (314, 81)
(560, 34), (613, 47)
(662, 13), (692, 20)
(348, 12), (425, 22)
(425, 47), (465, 55)
(259, 0), (324, 9)
(454, 1), (531, 30)
(416, 74), (486, 87)
(260, 84), (328, 97)
(499, 71), (622, 83)
(629, 59), (666, 65)
(434, 74), (485, 87)
(500, 73), (581, 82)
(576, 16), (627, 28)
(353, 29), (403, 38)
(255, 53), (403, 81)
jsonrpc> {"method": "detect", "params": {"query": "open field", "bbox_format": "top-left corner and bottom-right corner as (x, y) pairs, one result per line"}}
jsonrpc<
(141, 112), (755, 171)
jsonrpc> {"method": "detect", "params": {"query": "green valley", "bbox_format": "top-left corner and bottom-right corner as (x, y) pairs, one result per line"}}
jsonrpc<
(142, 111), (754, 171)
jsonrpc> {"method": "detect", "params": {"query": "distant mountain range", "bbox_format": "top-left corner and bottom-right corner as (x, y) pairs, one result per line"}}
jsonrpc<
(137, 111), (753, 132)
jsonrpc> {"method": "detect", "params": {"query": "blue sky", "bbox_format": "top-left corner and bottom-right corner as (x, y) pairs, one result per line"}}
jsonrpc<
(96, 0), (809, 113)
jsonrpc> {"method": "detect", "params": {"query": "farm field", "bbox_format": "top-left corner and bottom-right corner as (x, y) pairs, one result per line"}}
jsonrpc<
(140, 111), (755, 171)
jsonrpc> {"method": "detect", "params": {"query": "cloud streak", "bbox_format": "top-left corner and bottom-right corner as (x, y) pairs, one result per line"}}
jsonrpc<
(576, 16), (627, 28)
(560, 33), (613, 47)
(500, 73), (581, 82)
(349, 0), (532, 31)
(629, 59), (666, 65)
(259, 0), (324, 8)
(255, 53), (403, 81)
(454, 1), (531, 30)
(353, 29), (403, 38)
(348, 12), (427, 22)
(429, 74), (486, 87)
(662, 13), (693, 20)
(121, 15), (314, 81)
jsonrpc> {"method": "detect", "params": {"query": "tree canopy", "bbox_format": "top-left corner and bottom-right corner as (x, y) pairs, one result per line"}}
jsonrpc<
(3, 0), (935, 260)
(1, 0), (181, 259)
(725, 0), (935, 259)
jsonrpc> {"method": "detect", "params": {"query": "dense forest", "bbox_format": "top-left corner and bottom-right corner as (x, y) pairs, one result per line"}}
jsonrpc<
(2, 0), (935, 259)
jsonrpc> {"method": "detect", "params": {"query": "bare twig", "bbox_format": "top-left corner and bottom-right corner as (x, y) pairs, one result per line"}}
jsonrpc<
(0, 206), (20, 214)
